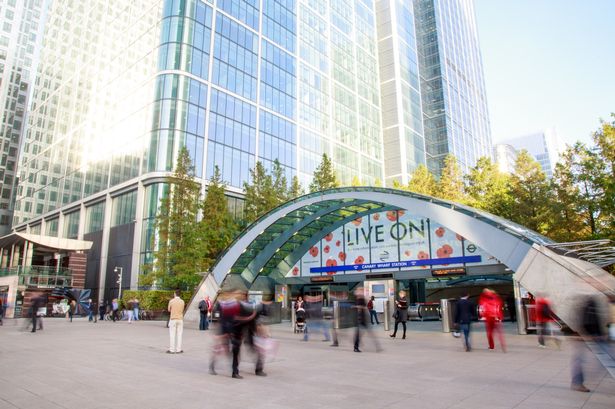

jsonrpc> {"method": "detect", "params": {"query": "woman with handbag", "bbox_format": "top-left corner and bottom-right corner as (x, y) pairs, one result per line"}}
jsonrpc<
(390, 290), (408, 339)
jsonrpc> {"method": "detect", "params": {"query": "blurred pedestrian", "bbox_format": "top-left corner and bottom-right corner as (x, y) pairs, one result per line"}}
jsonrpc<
(209, 289), (255, 378)
(30, 295), (45, 333)
(535, 295), (560, 349)
(303, 294), (330, 342)
(479, 289), (506, 352)
(69, 299), (77, 322)
(368, 296), (379, 325)
(455, 293), (474, 351)
(390, 290), (408, 339)
(133, 298), (140, 321)
(99, 301), (106, 321)
(0, 296), (4, 326)
(571, 296), (606, 392)
(352, 288), (381, 352)
(87, 298), (97, 323)
(111, 298), (119, 322)
(167, 289), (185, 354)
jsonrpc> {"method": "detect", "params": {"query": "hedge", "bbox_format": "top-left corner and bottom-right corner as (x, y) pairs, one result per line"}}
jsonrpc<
(121, 290), (192, 312)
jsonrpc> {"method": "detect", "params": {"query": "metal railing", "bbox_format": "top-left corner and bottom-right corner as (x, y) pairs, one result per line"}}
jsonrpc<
(0, 266), (72, 277)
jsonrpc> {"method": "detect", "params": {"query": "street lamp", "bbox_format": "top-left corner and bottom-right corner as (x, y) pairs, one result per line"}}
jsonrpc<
(113, 266), (123, 300)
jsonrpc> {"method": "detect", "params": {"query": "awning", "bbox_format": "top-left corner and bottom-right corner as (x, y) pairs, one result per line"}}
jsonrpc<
(0, 232), (93, 252)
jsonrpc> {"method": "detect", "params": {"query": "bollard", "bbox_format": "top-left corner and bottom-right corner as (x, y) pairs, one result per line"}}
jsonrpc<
(513, 279), (527, 335)
(441, 298), (450, 332)
(333, 300), (340, 329)
(291, 301), (296, 331)
(383, 299), (390, 331)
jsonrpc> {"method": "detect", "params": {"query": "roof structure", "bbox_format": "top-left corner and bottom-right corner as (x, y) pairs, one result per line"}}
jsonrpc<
(0, 232), (93, 252)
(210, 187), (554, 288)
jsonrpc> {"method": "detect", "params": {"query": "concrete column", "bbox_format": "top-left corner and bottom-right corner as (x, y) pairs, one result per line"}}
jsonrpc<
(8, 243), (15, 268)
(513, 278), (527, 335)
(26, 241), (34, 267)
(78, 202), (87, 240)
(21, 241), (28, 269)
(130, 182), (145, 290)
(98, 194), (113, 303)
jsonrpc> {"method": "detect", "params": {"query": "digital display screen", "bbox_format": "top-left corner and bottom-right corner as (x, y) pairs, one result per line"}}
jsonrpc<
(371, 284), (385, 294)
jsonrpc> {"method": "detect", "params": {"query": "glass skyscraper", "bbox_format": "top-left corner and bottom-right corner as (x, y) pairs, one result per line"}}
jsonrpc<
(9, 0), (491, 297)
(0, 0), (49, 235)
(413, 0), (491, 176)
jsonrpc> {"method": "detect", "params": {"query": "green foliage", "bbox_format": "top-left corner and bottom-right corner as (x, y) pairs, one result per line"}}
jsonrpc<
(198, 166), (239, 270)
(436, 155), (467, 202)
(395, 164), (436, 196)
(508, 150), (552, 234)
(309, 153), (339, 192)
(465, 156), (512, 217)
(243, 159), (301, 223)
(122, 290), (191, 312)
(288, 175), (304, 199)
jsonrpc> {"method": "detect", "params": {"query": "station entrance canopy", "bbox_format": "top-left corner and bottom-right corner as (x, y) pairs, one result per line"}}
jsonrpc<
(211, 187), (552, 287)
(188, 187), (615, 334)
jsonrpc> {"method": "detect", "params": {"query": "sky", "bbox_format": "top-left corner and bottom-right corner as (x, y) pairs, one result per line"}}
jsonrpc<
(474, 0), (615, 147)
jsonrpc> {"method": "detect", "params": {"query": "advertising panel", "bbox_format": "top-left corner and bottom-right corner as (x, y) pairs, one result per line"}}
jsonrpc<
(429, 221), (464, 268)
(397, 211), (431, 270)
(368, 211), (399, 273)
(321, 225), (345, 275)
(343, 216), (370, 273)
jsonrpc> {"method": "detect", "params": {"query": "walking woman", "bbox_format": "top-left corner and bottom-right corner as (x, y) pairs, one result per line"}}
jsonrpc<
(390, 290), (408, 339)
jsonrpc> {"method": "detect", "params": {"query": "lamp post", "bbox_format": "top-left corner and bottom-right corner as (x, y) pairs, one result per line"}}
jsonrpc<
(113, 267), (123, 300)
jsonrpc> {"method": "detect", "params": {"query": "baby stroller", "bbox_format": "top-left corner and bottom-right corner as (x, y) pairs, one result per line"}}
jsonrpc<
(295, 308), (306, 333)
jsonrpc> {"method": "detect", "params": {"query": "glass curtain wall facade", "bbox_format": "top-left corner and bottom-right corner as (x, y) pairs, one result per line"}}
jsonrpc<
(0, 0), (49, 235)
(375, 0), (425, 186)
(11, 0), (387, 297)
(413, 0), (491, 176)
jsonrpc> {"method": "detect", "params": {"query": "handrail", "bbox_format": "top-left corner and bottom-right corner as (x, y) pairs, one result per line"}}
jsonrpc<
(0, 266), (72, 277)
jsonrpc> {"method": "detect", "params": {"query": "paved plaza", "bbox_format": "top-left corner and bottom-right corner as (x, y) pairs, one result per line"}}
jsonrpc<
(0, 318), (613, 409)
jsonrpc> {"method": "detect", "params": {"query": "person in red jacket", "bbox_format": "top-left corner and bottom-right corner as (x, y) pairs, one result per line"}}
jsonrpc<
(535, 295), (560, 348)
(478, 288), (506, 352)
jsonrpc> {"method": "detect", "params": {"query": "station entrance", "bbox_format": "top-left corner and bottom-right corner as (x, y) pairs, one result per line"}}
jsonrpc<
(186, 187), (615, 335)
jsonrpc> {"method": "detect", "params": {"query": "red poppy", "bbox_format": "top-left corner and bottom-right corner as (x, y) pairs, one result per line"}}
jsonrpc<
(292, 266), (299, 276)
(386, 211), (397, 222)
(352, 217), (362, 226)
(323, 245), (330, 254)
(338, 252), (346, 261)
(435, 227), (445, 238)
(325, 233), (333, 242)
(309, 246), (318, 257)
(372, 213), (380, 221)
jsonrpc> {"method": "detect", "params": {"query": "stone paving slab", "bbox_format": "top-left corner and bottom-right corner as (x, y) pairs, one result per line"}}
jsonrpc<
(0, 318), (613, 409)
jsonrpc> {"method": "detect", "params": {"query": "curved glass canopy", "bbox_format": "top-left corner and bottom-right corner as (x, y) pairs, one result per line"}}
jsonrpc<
(211, 187), (554, 287)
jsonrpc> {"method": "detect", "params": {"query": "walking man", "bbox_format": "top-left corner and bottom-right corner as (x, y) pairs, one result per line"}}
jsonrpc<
(455, 293), (474, 351)
(368, 296), (379, 325)
(111, 298), (119, 322)
(167, 290), (185, 354)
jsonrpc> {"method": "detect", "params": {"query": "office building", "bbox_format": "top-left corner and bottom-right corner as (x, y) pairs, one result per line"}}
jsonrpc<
(493, 143), (517, 174)
(8, 0), (493, 298)
(413, 0), (492, 176)
(0, 0), (49, 235)
(499, 128), (563, 178)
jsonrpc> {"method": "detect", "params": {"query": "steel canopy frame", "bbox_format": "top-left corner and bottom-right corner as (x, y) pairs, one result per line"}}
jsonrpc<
(211, 187), (555, 288)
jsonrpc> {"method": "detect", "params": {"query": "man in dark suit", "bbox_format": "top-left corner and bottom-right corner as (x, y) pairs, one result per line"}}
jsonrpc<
(455, 293), (475, 351)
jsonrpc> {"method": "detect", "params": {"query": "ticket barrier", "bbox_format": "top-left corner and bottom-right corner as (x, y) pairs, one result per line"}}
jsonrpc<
(408, 302), (441, 321)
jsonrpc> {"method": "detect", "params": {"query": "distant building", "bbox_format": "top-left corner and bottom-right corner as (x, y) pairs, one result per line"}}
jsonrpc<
(499, 128), (564, 178)
(493, 144), (517, 174)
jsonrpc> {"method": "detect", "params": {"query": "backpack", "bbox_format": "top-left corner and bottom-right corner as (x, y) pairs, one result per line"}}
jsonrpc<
(367, 300), (374, 310)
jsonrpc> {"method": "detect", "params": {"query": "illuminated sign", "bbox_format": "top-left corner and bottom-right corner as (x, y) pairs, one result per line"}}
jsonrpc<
(432, 268), (467, 277)
(310, 276), (334, 283)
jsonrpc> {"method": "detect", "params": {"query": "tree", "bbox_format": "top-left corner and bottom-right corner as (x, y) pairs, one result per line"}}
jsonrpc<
(143, 147), (203, 290)
(243, 161), (277, 223)
(547, 148), (590, 241)
(435, 154), (466, 202)
(350, 176), (362, 186)
(309, 153), (339, 192)
(288, 175), (304, 199)
(591, 116), (615, 239)
(271, 159), (288, 201)
(198, 166), (238, 270)
(509, 150), (552, 234)
(465, 156), (512, 217)
(406, 164), (436, 196)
